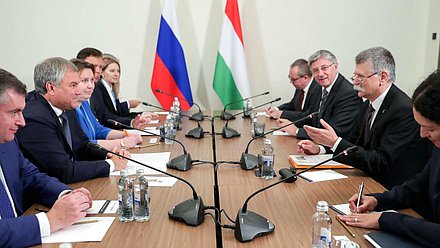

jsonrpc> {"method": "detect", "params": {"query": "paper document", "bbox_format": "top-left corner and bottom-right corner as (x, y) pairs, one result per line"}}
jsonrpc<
(126, 129), (160, 136)
(256, 112), (267, 116)
(330, 203), (351, 215)
(148, 120), (160, 124)
(272, 130), (291, 136)
(299, 169), (347, 182)
(289, 154), (353, 169)
(110, 152), (170, 176)
(86, 200), (118, 214)
(145, 126), (158, 130)
(146, 176), (178, 187)
(42, 217), (114, 243)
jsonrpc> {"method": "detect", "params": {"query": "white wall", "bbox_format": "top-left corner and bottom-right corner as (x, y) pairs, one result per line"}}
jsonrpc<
(0, 0), (438, 110)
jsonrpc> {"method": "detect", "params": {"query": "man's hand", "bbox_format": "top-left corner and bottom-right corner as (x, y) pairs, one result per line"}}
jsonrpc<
(276, 118), (297, 136)
(303, 119), (339, 147)
(297, 140), (320, 155)
(132, 114), (149, 130)
(110, 147), (129, 171)
(70, 188), (92, 208)
(265, 106), (282, 119)
(128, 99), (141, 109)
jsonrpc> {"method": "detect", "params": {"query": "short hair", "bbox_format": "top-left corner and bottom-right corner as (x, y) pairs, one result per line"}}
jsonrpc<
(308, 50), (338, 67)
(291, 59), (312, 77)
(69, 58), (95, 74)
(355, 47), (396, 83)
(76, 47), (102, 60)
(412, 70), (440, 125)
(0, 68), (27, 104)
(34, 57), (78, 94)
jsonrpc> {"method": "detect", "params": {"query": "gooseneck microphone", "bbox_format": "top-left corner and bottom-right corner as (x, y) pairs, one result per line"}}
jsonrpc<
(221, 91), (270, 120)
(234, 146), (358, 242)
(108, 119), (193, 171)
(155, 89), (205, 121)
(88, 142), (204, 226)
(222, 97), (281, 139)
(240, 112), (318, 170)
(142, 102), (205, 139)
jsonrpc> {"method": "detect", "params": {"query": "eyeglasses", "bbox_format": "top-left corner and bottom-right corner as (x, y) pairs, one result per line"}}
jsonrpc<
(312, 63), (334, 74)
(350, 72), (378, 83)
(288, 75), (303, 82)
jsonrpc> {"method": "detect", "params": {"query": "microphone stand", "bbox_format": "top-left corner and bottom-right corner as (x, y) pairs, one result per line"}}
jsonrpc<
(211, 115), (223, 248)
(221, 91), (270, 120)
(240, 112), (318, 170)
(108, 119), (193, 171)
(88, 142), (205, 226)
(222, 98), (281, 139)
(234, 146), (359, 242)
(155, 89), (205, 121)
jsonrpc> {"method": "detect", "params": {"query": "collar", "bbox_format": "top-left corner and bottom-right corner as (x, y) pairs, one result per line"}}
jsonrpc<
(323, 73), (339, 93)
(370, 83), (392, 112)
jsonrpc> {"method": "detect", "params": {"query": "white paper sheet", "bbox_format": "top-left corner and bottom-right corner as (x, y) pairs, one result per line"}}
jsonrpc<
(146, 176), (178, 187)
(272, 130), (291, 136)
(42, 217), (114, 243)
(126, 129), (160, 136)
(148, 120), (160, 124)
(290, 154), (344, 166)
(86, 200), (118, 214)
(256, 112), (267, 116)
(299, 169), (347, 182)
(110, 152), (170, 176)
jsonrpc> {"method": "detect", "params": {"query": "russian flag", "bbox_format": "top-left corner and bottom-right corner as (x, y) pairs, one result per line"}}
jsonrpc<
(151, 0), (193, 110)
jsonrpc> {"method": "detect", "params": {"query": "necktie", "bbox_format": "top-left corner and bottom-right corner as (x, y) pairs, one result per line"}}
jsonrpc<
(0, 167), (15, 218)
(297, 90), (305, 111)
(318, 89), (329, 119)
(364, 104), (375, 140)
(60, 112), (73, 149)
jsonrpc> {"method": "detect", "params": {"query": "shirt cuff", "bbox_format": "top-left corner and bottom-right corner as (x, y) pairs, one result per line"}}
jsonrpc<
(318, 145), (326, 154)
(106, 159), (115, 174)
(58, 190), (71, 199)
(126, 101), (131, 109)
(36, 212), (51, 238)
(331, 137), (343, 152)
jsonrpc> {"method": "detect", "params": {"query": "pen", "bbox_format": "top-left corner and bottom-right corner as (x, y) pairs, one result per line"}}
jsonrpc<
(72, 219), (99, 225)
(98, 200), (111, 214)
(133, 143), (160, 149)
(355, 182), (364, 213)
(336, 216), (356, 238)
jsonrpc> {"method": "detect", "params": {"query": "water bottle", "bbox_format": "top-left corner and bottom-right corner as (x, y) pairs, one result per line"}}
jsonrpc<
(133, 169), (150, 222)
(159, 124), (165, 142)
(261, 139), (274, 179)
(118, 170), (134, 222)
(312, 201), (332, 248)
(243, 100), (252, 118)
(252, 114), (257, 137)
(172, 97), (182, 128)
(165, 114), (175, 145)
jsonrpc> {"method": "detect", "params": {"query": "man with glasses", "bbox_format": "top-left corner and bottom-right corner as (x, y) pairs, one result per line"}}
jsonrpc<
(278, 50), (361, 139)
(298, 47), (431, 189)
(265, 59), (320, 122)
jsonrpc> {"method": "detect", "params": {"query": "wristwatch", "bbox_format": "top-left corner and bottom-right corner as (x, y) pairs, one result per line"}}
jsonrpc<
(120, 139), (126, 148)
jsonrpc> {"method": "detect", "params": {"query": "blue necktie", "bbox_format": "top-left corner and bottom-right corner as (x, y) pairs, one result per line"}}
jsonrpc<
(0, 169), (15, 218)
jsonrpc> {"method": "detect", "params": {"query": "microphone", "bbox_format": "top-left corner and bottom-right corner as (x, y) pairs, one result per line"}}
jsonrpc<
(108, 119), (193, 171)
(142, 102), (204, 139)
(240, 112), (318, 170)
(155, 89), (205, 121)
(278, 167), (297, 183)
(87, 142), (204, 226)
(222, 97), (281, 139)
(221, 91), (270, 120)
(234, 146), (358, 242)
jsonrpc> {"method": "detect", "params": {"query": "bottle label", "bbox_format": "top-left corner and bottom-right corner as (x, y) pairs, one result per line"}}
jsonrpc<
(320, 227), (331, 246)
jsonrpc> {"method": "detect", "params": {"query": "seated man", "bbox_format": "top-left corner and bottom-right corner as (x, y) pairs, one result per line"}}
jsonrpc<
(278, 50), (362, 139)
(266, 59), (320, 123)
(0, 68), (92, 247)
(298, 47), (431, 189)
(16, 57), (128, 184)
(339, 69), (440, 248)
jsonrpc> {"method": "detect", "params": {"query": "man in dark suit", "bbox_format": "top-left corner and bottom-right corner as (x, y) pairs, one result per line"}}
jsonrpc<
(299, 47), (431, 189)
(265, 59), (321, 123)
(278, 50), (362, 139)
(0, 68), (92, 247)
(16, 57), (128, 184)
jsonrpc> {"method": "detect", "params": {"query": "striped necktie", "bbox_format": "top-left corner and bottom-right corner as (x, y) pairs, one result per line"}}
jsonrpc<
(0, 166), (15, 218)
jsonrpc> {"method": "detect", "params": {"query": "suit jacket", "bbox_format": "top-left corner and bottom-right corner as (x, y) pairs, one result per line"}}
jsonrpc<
(369, 146), (440, 248)
(333, 84), (432, 189)
(90, 80), (136, 129)
(0, 139), (69, 248)
(16, 91), (109, 184)
(278, 80), (321, 124)
(297, 73), (362, 139)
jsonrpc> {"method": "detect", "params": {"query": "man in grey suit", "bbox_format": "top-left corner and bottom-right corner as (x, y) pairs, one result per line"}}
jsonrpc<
(299, 47), (431, 189)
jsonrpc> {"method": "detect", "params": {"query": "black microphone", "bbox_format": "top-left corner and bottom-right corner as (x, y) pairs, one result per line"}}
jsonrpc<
(221, 91), (270, 120)
(142, 102), (205, 139)
(234, 146), (358, 242)
(278, 167), (297, 183)
(240, 112), (318, 170)
(108, 119), (193, 171)
(87, 142), (204, 226)
(222, 97), (281, 139)
(155, 89), (205, 121)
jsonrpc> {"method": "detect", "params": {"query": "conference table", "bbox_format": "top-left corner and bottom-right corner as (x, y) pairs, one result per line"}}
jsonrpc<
(29, 110), (417, 248)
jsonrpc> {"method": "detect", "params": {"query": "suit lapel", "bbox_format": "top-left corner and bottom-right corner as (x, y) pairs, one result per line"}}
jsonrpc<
(99, 81), (117, 115)
(320, 74), (343, 115)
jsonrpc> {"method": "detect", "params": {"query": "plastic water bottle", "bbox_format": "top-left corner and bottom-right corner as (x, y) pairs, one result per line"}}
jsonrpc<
(312, 201), (332, 248)
(165, 114), (175, 145)
(243, 100), (252, 118)
(118, 170), (134, 222)
(261, 139), (274, 179)
(133, 169), (150, 222)
(172, 97), (182, 128)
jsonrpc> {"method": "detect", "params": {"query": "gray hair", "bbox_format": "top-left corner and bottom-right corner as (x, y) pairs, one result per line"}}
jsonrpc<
(291, 59), (312, 77)
(308, 50), (338, 67)
(34, 57), (78, 94)
(355, 46), (396, 83)
(0, 68), (27, 104)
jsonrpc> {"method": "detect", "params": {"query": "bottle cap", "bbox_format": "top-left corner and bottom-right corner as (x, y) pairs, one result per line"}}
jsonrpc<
(120, 169), (128, 177)
(316, 201), (328, 211)
(136, 169), (144, 175)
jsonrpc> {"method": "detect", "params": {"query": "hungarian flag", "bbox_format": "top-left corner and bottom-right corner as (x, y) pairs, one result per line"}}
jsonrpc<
(151, 0), (193, 110)
(213, 0), (251, 110)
